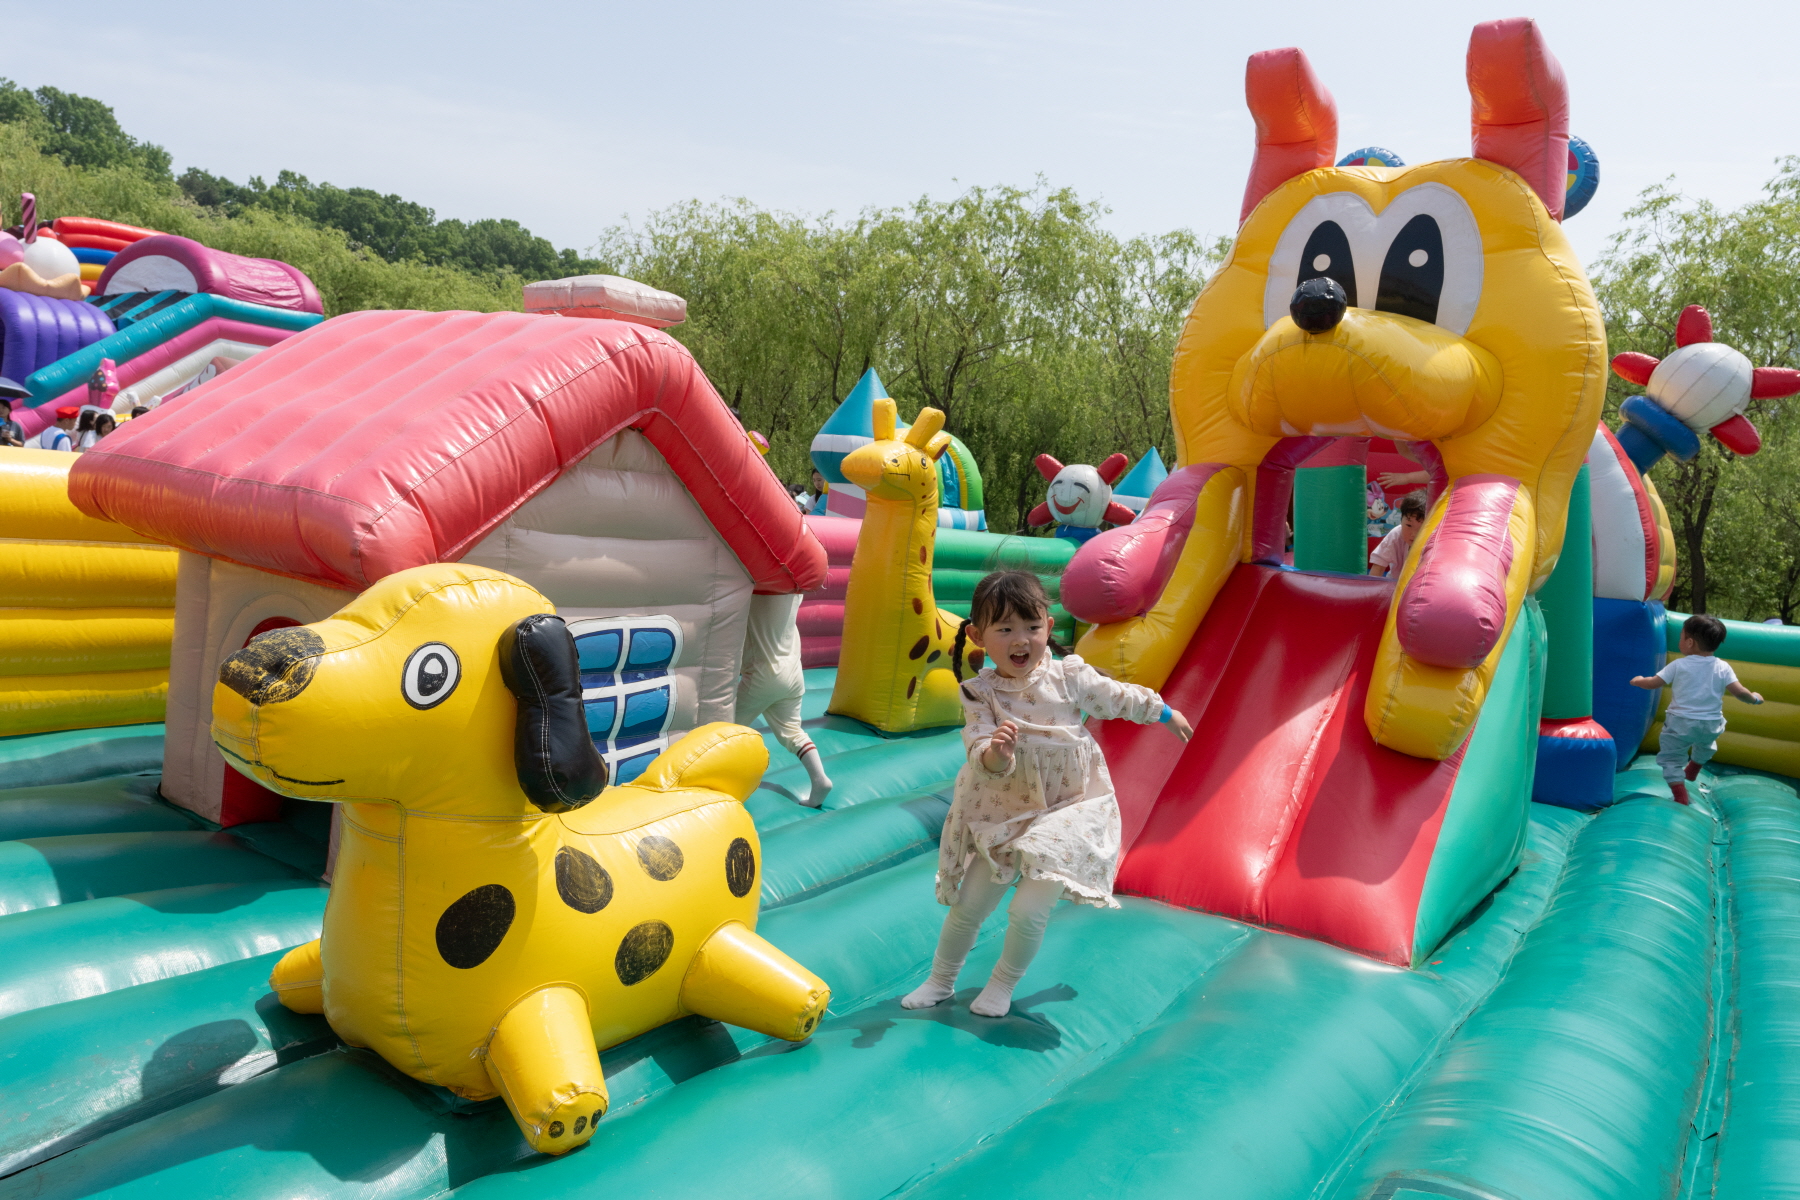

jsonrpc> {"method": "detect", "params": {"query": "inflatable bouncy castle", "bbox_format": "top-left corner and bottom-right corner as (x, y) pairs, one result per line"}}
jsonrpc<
(4, 18), (1800, 1200)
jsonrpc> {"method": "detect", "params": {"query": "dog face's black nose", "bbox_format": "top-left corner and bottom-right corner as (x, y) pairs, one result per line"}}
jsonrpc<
(219, 627), (326, 705)
(1290, 277), (1348, 333)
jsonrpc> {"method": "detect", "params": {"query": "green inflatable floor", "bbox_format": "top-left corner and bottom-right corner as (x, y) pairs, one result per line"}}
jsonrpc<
(1, 671), (1797, 1199)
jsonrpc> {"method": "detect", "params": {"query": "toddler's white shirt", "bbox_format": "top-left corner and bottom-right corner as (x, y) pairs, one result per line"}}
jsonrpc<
(1658, 653), (1738, 722)
(1370, 525), (1414, 573)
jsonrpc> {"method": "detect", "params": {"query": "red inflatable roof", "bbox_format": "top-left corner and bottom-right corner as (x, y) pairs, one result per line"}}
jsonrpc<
(70, 310), (826, 594)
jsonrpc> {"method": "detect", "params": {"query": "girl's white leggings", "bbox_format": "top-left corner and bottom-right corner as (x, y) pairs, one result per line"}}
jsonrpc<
(928, 867), (1063, 990)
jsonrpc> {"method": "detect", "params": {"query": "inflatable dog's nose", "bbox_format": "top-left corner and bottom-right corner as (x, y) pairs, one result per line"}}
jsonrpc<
(218, 627), (326, 705)
(1290, 277), (1347, 333)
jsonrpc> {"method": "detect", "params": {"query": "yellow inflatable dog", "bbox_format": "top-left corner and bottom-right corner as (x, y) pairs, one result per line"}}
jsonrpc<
(212, 563), (829, 1155)
(1078, 19), (1605, 759)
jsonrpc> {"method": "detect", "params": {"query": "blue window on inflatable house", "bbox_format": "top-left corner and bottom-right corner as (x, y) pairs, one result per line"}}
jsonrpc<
(569, 616), (683, 784)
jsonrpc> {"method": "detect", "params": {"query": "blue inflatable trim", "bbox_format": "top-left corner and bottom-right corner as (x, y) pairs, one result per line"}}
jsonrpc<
(1593, 598), (1665, 768)
(70, 248), (116, 266)
(1620, 396), (1700, 465)
(1564, 135), (1600, 219)
(1533, 729), (1618, 810)
(1337, 146), (1405, 168)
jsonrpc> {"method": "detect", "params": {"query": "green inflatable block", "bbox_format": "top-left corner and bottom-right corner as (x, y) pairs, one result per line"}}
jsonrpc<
(747, 728), (964, 828)
(1325, 794), (1718, 1199)
(0, 949), (337, 1176)
(0, 831), (311, 915)
(2, 857), (967, 1200)
(932, 528), (1073, 574)
(1293, 463), (1367, 575)
(1712, 773), (1800, 1197)
(759, 784), (952, 908)
(1538, 465), (1594, 719)
(906, 807), (1589, 1200)
(448, 900), (1256, 1200)
(0, 879), (325, 1020)
(1665, 609), (1800, 668)
(934, 567), (1062, 604)
(0, 773), (196, 841)
(0, 725), (165, 791)
(1409, 595), (1544, 964)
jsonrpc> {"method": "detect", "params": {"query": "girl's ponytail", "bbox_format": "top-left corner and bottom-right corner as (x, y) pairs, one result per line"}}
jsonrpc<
(951, 619), (971, 681)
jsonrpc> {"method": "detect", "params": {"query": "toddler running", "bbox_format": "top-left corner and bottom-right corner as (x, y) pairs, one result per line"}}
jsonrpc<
(1631, 613), (1763, 805)
(901, 571), (1191, 1018)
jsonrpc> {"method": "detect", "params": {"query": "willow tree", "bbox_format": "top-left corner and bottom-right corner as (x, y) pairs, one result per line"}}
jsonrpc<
(1591, 160), (1800, 619)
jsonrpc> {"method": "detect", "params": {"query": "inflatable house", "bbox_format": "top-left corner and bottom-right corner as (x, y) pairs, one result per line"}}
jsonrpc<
(69, 308), (825, 826)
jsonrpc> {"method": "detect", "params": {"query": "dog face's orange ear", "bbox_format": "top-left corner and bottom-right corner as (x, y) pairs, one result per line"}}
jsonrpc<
(1468, 18), (1570, 220)
(1240, 47), (1337, 223)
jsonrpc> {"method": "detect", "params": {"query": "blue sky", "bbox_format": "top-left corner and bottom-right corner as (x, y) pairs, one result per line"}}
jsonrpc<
(0, 1), (1794, 268)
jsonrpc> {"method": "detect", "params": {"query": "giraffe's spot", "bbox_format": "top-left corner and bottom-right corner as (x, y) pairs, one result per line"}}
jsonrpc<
(725, 837), (757, 897)
(555, 846), (613, 913)
(908, 636), (929, 660)
(927, 650), (940, 663)
(616, 921), (675, 985)
(936, 619), (943, 639)
(918, 546), (926, 563)
(574, 1116), (587, 1134)
(636, 835), (684, 880)
(912, 598), (922, 614)
(907, 676), (918, 698)
(434, 884), (514, 969)
(548, 1121), (565, 1139)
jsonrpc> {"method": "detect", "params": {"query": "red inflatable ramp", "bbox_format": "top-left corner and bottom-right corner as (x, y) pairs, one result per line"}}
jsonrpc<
(1101, 565), (1537, 966)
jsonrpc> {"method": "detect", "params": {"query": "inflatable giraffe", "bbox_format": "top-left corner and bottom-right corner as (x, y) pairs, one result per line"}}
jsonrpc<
(828, 399), (965, 732)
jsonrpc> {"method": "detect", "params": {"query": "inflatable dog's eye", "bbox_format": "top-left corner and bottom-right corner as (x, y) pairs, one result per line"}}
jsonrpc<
(402, 642), (461, 709)
(1264, 184), (1483, 335)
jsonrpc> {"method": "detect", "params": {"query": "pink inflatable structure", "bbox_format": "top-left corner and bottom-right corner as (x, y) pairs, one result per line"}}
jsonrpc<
(95, 235), (323, 315)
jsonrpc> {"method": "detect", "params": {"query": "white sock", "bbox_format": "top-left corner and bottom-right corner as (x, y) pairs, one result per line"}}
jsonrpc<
(901, 961), (960, 1009)
(798, 746), (833, 808)
(970, 976), (1017, 1018)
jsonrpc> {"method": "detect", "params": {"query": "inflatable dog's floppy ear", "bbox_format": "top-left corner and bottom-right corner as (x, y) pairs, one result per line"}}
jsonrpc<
(500, 614), (608, 812)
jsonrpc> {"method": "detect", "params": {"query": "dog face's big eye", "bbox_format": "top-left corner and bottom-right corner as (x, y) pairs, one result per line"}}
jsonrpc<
(403, 642), (461, 710)
(1297, 220), (1357, 308)
(1375, 214), (1444, 325)
(1262, 184), (1482, 336)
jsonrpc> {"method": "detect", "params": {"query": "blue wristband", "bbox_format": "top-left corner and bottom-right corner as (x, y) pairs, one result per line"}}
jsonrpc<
(1159, 705), (1174, 724)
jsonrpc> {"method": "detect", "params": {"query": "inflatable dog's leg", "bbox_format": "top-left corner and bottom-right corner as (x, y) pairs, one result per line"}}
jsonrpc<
(680, 921), (831, 1041)
(270, 938), (324, 1014)
(485, 987), (609, 1155)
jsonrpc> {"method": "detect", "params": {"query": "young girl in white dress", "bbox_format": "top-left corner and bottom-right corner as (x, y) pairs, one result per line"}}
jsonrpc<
(901, 571), (1191, 1018)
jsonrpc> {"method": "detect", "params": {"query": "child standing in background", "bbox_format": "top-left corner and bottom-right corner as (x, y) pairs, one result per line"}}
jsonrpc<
(1369, 490), (1428, 577)
(735, 593), (834, 808)
(1632, 613), (1764, 805)
(901, 571), (1191, 1018)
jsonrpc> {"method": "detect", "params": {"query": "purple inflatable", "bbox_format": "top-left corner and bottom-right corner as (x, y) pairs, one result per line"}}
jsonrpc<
(0, 290), (114, 392)
(93, 235), (322, 315)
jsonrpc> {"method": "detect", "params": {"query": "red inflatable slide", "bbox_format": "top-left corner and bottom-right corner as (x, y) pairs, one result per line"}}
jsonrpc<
(1094, 565), (1539, 966)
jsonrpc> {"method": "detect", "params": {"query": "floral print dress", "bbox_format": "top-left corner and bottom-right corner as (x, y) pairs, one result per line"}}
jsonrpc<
(937, 654), (1166, 909)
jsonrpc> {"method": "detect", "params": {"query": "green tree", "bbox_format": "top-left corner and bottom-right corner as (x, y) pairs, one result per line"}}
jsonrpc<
(0, 80), (169, 178)
(1591, 160), (1800, 619)
(596, 185), (1219, 529)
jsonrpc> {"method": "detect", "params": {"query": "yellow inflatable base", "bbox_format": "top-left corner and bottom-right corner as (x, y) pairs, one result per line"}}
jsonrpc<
(0, 668), (169, 737)
(0, 608), (174, 676)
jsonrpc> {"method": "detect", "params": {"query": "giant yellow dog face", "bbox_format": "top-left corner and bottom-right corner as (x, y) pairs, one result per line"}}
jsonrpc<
(1178, 156), (1602, 587)
(212, 564), (604, 817)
